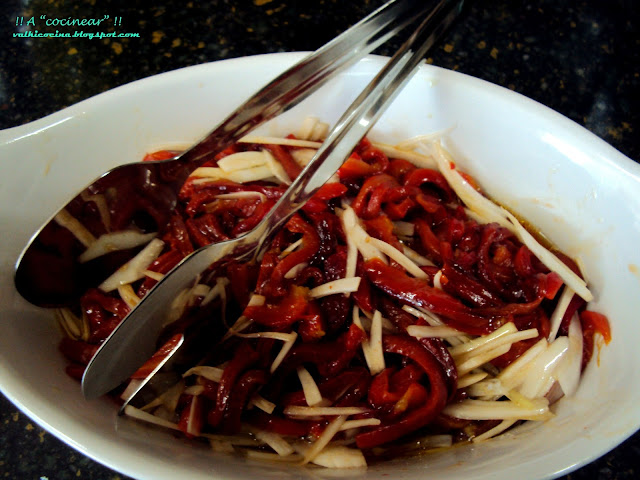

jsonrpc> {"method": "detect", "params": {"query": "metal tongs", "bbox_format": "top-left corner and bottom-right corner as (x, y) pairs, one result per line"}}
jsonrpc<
(81, 0), (465, 399)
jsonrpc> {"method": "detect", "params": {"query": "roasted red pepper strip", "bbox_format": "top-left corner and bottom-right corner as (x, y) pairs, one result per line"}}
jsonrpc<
(419, 337), (459, 400)
(263, 144), (302, 181)
(227, 260), (259, 307)
(415, 218), (443, 263)
(356, 335), (449, 449)
(80, 289), (130, 342)
(282, 367), (370, 406)
(387, 158), (417, 181)
(364, 214), (402, 251)
(440, 262), (503, 307)
(232, 198), (275, 236)
(242, 286), (309, 330)
(351, 174), (399, 219)
(131, 333), (183, 379)
(222, 369), (268, 434)
(364, 258), (496, 335)
(278, 324), (365, 378)
(268, 214), (320, 296)
(403, 168), (455, 202)
(353, 266), (375, 313)
(391, 383), (428, 416)
(367, 368), (396, 408)
(558, 294), (586, 337)
(580, 310), (611, 369)
(298, 302), (326, 342)
(138, 249), (183, 296)
(164, 214), (194, 257)
(177, 395), (204, 438)
(142, 150), (180, 162)
(208, 342), (259, 428)
(81, 288), (130, 318)
(303, 183), (348, 213)
(338, 152), (380, 179)
(59, 337), (99, 366)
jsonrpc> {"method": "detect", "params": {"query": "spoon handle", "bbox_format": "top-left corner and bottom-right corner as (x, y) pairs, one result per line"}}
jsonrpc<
(173, 0), (441, 168)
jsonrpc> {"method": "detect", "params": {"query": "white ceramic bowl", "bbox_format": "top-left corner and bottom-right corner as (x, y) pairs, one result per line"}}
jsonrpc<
(1, 53), (639, 480)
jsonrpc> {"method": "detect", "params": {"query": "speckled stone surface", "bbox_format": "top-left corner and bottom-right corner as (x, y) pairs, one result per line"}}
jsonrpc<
(1, 0), (638, 479)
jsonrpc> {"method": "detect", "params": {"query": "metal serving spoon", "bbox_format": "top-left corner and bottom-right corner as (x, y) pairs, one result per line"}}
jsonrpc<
(81, 0), (465, 400)
(14, 0), (435, 308)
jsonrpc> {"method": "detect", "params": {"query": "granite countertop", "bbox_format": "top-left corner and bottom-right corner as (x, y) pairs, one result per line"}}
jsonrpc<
(1, 0), (638, 479)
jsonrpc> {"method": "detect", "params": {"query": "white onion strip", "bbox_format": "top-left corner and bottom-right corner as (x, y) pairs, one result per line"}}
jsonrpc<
(117, 284), (141, 309)
(142, 380), (185, 413)
(456, 344), (511, 376)
(271, 332), (297, 373)
(450, 323), (518, 357)
(79, 231), (157, 263)
(284, 262), (307, 279)
(201, 277), (229, 307)
(402, 305), (470, 347)
(367, 310), (385, 375)
(443, 398), (549, 421)
(99, 238), (164, 292)
(264, 149), (292, 185)
(239, 136), (322, 149)
(393, 221), (415, 237)
(433, 270), (444, 290)
(374, 142), (437, 169)
(186, 396), (202, 436)
(339, 206), (385, 262)
(297, 366), (323, 407)
(301, 415), (348, 465)
(310, 277), (361, 298)
(253, 430), (295, 457)
(214, 191), (267, 202)
(466, 378), (508, 398)
(143, 269), (165, 282)
(472, 419), (517, 443)
(123, 405), (179, 430)
(192, 165), (274, 184)
(54, 209), (96, 247)
(555, 313), (583, 397)
(498, 339), (548, 391)
(518, 336), (569, 398)
(284, 406), (367, 417)
(183, 366), (224, 383)
(217, 151), (267, 172)
(352, 307), (380, 375)
(457, 372), (489, 389)
(456, 328), (539, 365)
(339, 418), (381, 431)
(245, 451), (302, 463)
(504, 209), (592, 302)
(367, 237), (427, 279)
(249, 395), (276, 414)
(280, 238), (303, 257)
(407, 324), (463, 339)
(81, 191), (111, 231)
(234, 331), (297, 342)
(305, 445), (367, 469)
(402, 245), (434, 267)
(548, 286), (575, 342)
